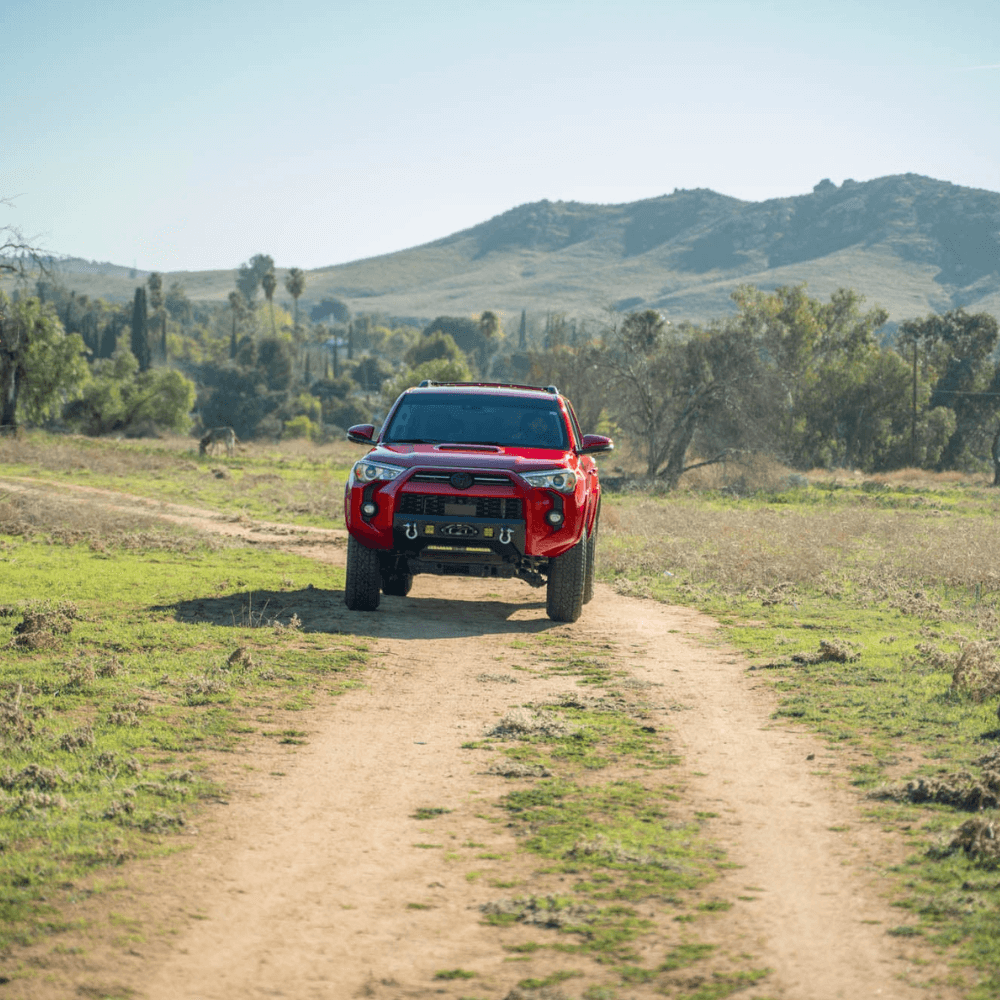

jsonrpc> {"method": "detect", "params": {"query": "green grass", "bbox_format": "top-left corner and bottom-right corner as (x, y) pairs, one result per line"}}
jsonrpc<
(0, 523), (364, 952)
(470, 636), (768, 992)
(411, 807), (452, 820)
(433, 968), (476, 980)
(0, 431), (355, 529)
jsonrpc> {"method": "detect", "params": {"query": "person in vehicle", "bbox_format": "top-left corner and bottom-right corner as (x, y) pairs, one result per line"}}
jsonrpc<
(513, 411), (559, 446)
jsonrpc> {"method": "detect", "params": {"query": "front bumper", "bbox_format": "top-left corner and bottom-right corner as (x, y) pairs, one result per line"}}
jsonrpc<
(345, 465), (586, 558)
(392, 513), (527, 557)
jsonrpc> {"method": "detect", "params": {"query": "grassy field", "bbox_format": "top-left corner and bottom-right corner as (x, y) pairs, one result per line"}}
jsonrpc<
(4, 433), (1000, 994)
(601, 467), (1000, 998)
(0, 433), (367, 952)
(0, 432), (358, 528)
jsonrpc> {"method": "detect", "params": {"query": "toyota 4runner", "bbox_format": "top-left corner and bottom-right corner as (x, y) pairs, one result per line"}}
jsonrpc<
(343, 381), (613, 622)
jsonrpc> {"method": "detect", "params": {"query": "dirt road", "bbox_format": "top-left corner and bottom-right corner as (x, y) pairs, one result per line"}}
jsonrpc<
(1, 480), (961, 999)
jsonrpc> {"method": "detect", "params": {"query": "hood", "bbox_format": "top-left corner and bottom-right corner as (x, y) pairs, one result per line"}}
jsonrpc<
(368, 442), (572, 472)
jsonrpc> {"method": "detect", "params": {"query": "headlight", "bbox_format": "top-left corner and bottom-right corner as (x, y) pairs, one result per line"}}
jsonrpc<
(352, 459), (404, 483)
(521, 468), (578, 493)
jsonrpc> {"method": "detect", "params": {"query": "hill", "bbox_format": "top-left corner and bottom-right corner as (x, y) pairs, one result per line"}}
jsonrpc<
(15, 174), (1000, 328)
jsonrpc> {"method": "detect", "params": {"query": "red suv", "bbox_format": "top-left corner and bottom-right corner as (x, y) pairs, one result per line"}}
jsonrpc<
(343, 382), (613, 622)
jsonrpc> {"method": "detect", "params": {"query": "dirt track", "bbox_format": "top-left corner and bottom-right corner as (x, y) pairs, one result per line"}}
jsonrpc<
(0, 480), (963, 999)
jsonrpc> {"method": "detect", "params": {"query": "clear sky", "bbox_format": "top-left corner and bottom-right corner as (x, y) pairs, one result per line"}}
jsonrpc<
(3, 0), (998, 273)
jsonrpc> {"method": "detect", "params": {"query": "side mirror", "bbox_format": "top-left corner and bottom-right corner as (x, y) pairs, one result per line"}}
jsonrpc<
(347, 424), (376, 444)
(579, 433), (613, 455)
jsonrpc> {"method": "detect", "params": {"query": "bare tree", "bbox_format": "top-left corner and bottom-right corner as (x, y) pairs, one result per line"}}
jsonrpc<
(0, 197), (47, 279)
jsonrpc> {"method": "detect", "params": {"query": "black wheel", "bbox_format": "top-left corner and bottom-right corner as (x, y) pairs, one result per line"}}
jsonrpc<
(380, 571), (413, 597)
(546, 531), (587, 623)
(583, 517), (598, 604)
(345, 535), (381, 611)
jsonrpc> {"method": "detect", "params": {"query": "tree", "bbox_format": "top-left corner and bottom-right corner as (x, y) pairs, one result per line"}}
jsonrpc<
(257, 336), (292, 391)
(227, 291), (243, 360)
(351, 355), (393, 394)
(0, 293), (88, 431)
(728, 285), (891, 467)
(165, 282), (192, 326)
(897, 309), (1000, 470)
(262, 268), (278, 336)
(235, 253), (275, 307)
(528, 341), (607, 436)
(130, 287), (151, 372)
(284, 267), (306, 332)
(599, 315), (766, 485)
(309, 297), (350, 324)
(405, 330), (464, 368)
(147, 272), (167, 361)
(620, 309), (667, 354)
(544, 313), (570, 351)
(381, 356), (473, 405)
(64, 348), (195, 436)
(478, 310), (501, 375)
(0, 197), (46, 279)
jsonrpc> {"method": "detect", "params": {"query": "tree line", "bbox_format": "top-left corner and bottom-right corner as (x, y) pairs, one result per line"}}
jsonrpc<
(526, 288), (1000, 485)
(2, 248), (999, 486)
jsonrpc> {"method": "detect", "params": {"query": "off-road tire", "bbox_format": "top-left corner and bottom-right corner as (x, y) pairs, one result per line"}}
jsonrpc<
(546, 531), (587, 623)
(345, 535), (382, 611)
(583, 516), (598, 604)
(380, 571), (413, 597)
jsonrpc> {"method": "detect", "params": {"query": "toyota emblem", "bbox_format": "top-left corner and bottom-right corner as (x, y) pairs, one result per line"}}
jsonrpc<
(450, 472), (473, 489)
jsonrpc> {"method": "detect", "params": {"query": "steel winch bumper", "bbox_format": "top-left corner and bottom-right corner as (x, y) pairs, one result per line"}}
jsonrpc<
(391, 514), (526, 557)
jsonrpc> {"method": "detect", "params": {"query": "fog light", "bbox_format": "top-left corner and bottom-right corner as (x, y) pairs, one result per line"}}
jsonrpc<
(546, 510), (564, 526)
(361, 501), (378, 517)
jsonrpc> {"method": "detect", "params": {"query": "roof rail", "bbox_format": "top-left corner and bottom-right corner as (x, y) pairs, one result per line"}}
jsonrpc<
(412, 381), (560, 394)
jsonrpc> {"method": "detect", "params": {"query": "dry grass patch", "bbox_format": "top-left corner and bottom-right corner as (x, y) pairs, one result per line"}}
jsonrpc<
(0, 485), (208, 551)
(602, 496), (1000, 603)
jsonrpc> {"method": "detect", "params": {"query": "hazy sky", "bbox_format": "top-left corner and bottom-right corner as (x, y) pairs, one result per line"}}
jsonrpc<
(3, 0), (998, 273)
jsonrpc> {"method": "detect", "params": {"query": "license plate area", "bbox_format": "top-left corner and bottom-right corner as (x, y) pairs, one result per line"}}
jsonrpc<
(393, 514), (526, 552)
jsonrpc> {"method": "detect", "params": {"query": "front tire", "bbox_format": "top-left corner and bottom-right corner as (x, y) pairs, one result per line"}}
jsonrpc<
(546, 532), (587, 623)
(345, 535), (381, 611)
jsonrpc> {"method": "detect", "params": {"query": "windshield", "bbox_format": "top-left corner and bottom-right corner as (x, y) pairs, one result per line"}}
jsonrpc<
(384, 393), (569, 449)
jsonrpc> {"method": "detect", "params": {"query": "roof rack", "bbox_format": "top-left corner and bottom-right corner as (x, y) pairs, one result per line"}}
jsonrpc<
(416, 380), (560, 394)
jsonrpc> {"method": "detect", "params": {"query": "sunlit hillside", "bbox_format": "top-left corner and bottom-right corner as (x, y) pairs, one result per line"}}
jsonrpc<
(11, 173), (1000, 327)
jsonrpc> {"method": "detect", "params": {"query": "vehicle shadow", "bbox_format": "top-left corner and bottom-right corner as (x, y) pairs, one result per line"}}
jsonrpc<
(152, 586), (564, 640)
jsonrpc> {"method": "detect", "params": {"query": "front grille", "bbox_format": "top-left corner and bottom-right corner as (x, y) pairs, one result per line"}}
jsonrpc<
(410, 471), (512, 486)
(398, 494), (523, 519)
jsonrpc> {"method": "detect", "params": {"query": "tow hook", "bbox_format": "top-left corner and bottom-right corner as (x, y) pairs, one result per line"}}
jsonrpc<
(404, 522), (418, 540)
(498, 526), (513, 545)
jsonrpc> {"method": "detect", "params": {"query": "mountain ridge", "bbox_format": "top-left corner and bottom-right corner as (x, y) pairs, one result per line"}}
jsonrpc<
(16, 173), (1000, 327)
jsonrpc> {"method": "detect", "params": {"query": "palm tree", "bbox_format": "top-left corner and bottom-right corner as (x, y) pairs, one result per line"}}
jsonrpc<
(478, 310), (501, 376)
(262, 269), (277, 336)
(284, 268), (306, 333)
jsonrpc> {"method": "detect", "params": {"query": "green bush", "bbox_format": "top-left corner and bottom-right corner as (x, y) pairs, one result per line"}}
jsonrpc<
(284, 414), (317, 439)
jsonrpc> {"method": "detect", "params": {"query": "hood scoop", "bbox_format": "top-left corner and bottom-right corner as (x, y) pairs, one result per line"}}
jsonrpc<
(434, 443), (503, 453)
